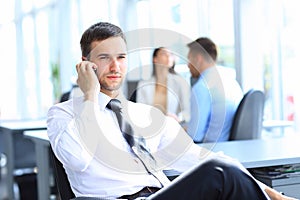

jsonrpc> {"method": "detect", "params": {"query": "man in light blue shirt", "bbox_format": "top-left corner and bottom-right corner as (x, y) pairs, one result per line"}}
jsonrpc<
(187, 37), (243, 143)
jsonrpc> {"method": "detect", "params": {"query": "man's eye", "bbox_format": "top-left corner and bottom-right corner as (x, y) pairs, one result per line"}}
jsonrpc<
(100, 56), (110, 60)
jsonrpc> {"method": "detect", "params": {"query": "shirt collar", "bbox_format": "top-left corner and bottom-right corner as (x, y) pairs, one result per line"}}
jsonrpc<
(98, 92), (128, 111)
(201, 67), (213, 76)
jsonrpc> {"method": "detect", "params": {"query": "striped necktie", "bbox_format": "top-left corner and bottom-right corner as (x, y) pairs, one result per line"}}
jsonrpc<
(107, 99), (170, 187)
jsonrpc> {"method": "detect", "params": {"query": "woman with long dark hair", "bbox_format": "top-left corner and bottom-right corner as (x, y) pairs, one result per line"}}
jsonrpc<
(136, 47), (190, 123)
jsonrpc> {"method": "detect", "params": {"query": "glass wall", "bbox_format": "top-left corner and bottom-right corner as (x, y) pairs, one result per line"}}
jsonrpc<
(0, 0), (299, 134)
(280, 0), (300, 131)
(0, 0), (115, 119)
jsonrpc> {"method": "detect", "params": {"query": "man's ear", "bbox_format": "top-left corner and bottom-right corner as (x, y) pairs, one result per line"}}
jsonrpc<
(190, 54), (201, 67)
(196, 53), (203, 63)
(82, 56), (87, 61)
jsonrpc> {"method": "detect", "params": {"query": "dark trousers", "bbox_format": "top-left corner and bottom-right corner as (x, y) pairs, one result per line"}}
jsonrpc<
(149, 159), (267, 200)
(72, 159), (267, 200)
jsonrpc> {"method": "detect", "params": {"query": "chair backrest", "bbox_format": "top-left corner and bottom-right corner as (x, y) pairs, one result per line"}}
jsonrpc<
(49, 147), (75, 200)
(229, 89), (265, 140)
(127, 80), (139, 102)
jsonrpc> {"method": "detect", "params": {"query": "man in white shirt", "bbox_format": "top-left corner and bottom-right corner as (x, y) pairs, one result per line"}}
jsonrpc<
(47, 22), (295, 200)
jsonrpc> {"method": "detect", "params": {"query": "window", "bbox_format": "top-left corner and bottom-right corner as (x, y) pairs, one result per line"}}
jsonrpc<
(0, 0), (115, 120)
(1, 0), (299, 134)
(0, 23), (17, 119)
(278, 0), (300, 130)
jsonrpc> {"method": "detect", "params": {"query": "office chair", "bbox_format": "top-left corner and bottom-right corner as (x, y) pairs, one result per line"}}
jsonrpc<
(49, 147), (75, 200)
(127, 80), (139, 102)
(229, 89), (265, 140)
(60, 91), (71, 102)
(60, 85), (82, 103)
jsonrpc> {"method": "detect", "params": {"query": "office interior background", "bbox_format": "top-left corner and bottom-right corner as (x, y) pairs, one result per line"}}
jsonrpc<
(0, 0), (299, 136)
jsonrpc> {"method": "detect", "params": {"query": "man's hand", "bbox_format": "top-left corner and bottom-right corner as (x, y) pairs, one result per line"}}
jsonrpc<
(265, 186), (298, 200)
(76, 61), (100, 102)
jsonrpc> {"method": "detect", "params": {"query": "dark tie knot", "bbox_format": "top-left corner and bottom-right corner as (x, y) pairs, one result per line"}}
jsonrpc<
(107, 99), (122, 113)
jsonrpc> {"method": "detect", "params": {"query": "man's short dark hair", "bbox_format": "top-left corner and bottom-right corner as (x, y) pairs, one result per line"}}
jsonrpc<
(80, 22), (126, 57)
(187, 37), (218, 62)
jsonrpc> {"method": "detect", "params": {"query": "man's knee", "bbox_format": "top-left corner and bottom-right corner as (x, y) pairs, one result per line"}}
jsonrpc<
(198, 159), (267, 200)
(196, 159), (232, 175)
(194, 158), (241, 186)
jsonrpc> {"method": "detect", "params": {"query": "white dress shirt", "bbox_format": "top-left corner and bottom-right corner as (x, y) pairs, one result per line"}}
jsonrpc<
(47, 92), (267, 199)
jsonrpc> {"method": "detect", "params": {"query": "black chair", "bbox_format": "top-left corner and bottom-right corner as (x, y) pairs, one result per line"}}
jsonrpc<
(0, 128), (40, 199)
(60, 91), (71, 103)
(127, 80), (139, 102)
(60, 85), (81, 103)
(49, 147), (75, 200)
(229, 89), (265, 140)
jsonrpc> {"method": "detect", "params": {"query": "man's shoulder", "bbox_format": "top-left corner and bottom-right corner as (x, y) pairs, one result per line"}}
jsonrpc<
(192, 78), (208, 92)
(126, 100), (165, 117)
(125, 101), (168, 129)
(127, 100), (154, 110)
(48, 96), (84, 114)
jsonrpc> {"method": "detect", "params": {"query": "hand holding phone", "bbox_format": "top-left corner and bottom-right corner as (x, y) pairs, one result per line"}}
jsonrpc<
(76, 61), (100, 102)
(93, 67), (98, 76)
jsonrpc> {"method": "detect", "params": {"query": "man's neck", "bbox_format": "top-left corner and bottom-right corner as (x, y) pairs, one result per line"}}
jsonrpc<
(100, 89), (120, 98)
(199, 62), (215, 75)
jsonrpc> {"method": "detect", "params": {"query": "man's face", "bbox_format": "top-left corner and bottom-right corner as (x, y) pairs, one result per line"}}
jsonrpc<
(187, 50), (200, 78)
(88, 37), (127, 94)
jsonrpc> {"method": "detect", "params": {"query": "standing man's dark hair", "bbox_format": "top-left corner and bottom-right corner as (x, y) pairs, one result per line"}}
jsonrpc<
(80, 22), (126, 58)
(187, 37), (218, 62)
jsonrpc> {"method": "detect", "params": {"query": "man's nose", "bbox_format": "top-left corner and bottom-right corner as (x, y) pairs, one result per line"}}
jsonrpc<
(109, 57), (121, 72)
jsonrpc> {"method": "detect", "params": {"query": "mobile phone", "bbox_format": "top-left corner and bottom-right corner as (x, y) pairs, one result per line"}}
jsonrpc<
(93, 67), (97, 75)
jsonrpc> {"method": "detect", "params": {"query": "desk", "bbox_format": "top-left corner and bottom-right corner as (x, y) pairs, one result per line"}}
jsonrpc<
(166, 137), (300, 175)
(198, 137), (300, 168)
(199, 137), (300, 198)
(0, 119), (47, 200)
